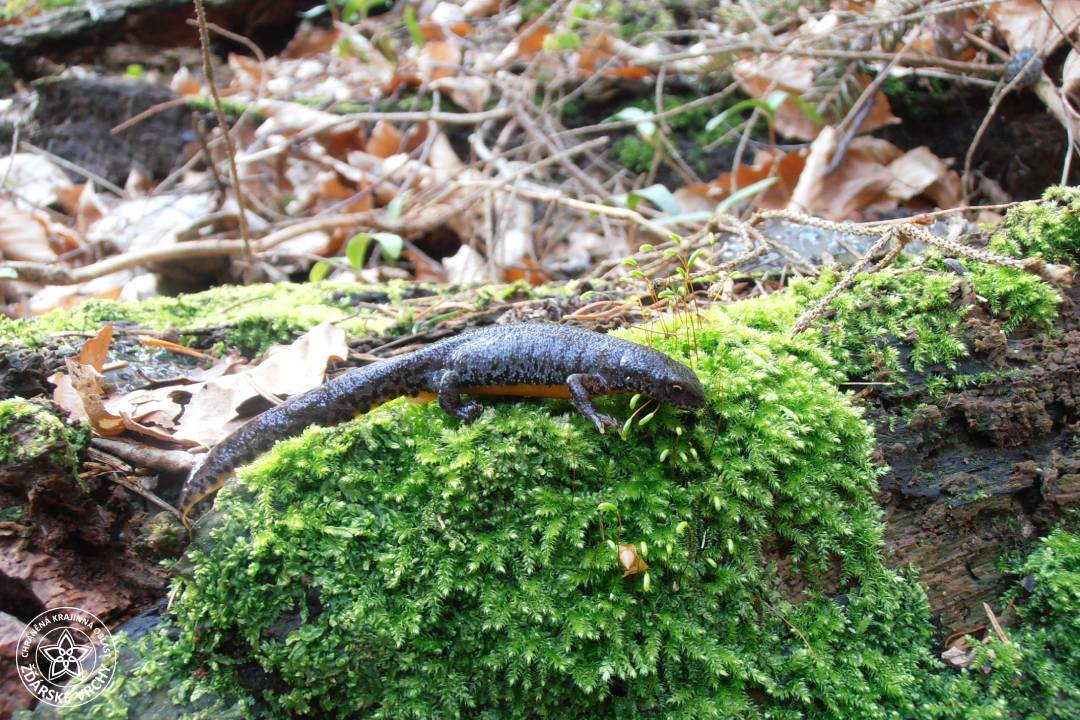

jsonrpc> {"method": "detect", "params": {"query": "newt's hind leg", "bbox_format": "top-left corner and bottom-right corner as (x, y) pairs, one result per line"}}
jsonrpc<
(567, 373), (619, 433)
(436, 370), (484, 422)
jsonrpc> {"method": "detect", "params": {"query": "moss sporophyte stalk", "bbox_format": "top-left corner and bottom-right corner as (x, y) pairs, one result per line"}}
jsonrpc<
(42, 186), (1080, 718)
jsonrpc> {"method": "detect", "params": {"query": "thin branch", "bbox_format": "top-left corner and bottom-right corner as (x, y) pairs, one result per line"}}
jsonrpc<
(192, 0), (254, 282)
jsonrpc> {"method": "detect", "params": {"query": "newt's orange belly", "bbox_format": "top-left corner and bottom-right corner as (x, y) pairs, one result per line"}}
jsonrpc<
(466, 383), (573, 399)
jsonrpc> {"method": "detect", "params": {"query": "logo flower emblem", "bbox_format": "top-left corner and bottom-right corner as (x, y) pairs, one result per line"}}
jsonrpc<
(39, 629), (94, 681)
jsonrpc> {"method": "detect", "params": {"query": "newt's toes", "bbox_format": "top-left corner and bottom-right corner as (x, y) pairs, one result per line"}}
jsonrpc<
(593, 413), (619, 433)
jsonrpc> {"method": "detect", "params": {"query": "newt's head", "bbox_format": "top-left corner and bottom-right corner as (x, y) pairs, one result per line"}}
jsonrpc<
(620, 348), (707, 410)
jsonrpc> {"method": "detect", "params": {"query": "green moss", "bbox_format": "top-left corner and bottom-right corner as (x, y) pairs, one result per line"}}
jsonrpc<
(969, 264), (1060, 332)
(0, 282), (403, 355)
(989, 186), (1080, 264)
(0, 397), (84, 475)
(184, 97), (261, 120)
(726, 250), (1060, 384)
(0, 58), (13, 96)
(613, 135), (656, 174)
(912, 526), (1080, 719)
(1, 0), (78, 20)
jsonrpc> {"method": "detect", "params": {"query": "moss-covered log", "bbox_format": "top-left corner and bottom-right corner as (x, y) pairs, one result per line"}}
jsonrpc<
(11, 187), (1080, 717)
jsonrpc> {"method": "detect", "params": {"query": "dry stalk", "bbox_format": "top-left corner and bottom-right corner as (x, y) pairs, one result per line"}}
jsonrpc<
(192, 0), (255, 283)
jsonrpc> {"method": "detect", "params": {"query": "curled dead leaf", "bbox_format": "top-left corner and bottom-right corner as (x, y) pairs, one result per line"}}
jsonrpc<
(617, 543), (648, 577)
(54, 359), (125, 436)
(79, 323), (114, 372)
(0, 200), (56, 263)
(367, 121), (405, 159)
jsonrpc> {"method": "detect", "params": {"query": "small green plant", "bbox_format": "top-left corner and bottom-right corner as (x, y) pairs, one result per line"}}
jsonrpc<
(989, 185), (1080, 264)
(612, 135), (656, 173)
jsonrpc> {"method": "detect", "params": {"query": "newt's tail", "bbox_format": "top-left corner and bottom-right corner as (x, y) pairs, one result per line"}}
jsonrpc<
(178, 360), (410, 527)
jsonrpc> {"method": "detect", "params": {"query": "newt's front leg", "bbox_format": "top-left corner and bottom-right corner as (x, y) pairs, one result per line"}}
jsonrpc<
(436, 370), (484, 422)
(567, 373), (619, 433)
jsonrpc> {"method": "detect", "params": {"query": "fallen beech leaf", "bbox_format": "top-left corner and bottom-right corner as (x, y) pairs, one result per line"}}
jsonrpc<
(605, 66), (652, 80)
(314, 121), (367, 157)
(789, 127), (896, 220)
(171, 374), (254, 447)
(50, 370), (87, 423)
(708, 148), (807, 209)
(281, 22), (342, 58)
(247, 322), (349, 398)
(427, 132), (466, 173)
(674, 183), (718, 214)
(461, 0), (499, 18)
(125, 169), (154, 196)
(74, 182), (107, 235)
(228, 53), (265, 93)
(418, 41), (461, 83)
(181, 353), (246, 384)
(0, 200), (56, 263)
(617, 543), (649, 576)
(517, 22), (551, 56)
(1, 153), (73, 207)
(989, 0), (1080, 53)
(848, 136), (904, 166)
(105, 386), (183, 426)
(171, 324), (348, 447)
(79, 324), (114, 372)
(170, 66), (202, 96)
(444, 243), (491, 284)
(503, 258), (550, 285)
(59, 359), (125, 436)
(119, 412), (199, 447)
(1063, 48), (1080, 109)
(366, 121), (404, 158)
(431, 75), (491, 113)
(885, 146), (950, 202)
(419, 20), (472, 41)
(733, 56), (897, 140)
(925, 170), (964, 210)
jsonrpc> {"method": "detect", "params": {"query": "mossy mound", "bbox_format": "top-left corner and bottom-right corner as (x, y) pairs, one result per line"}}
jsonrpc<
(72, 314), (946, 718)
(44, 188), (1080, 717)
(726, 254), (1060, 389)
(0, 397), (83, 473)
(989, 185), (1080, 265)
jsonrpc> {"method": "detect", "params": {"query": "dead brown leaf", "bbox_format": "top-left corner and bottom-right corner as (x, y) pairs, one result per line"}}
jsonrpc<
(315, 121), (367, 157)
(170, 323), (348, 447)
(706, 148), (808, 209)
(789, 128), (896, 219)
(617, 544), (648, 576)
(418, 41), (462, 83)
(281, 23), (342, 58)
(1063, 48), (1080, 110)
(170, 66), (202, 96)
(53, 359), (125, 436)
(0, 200), (56, 263)
(79, 324), (114, 372)
(517, 22), (551, 56)
(989, 0), (1080, 53)
(366, 121), (405, 158)
(733, 56), (898, 140)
